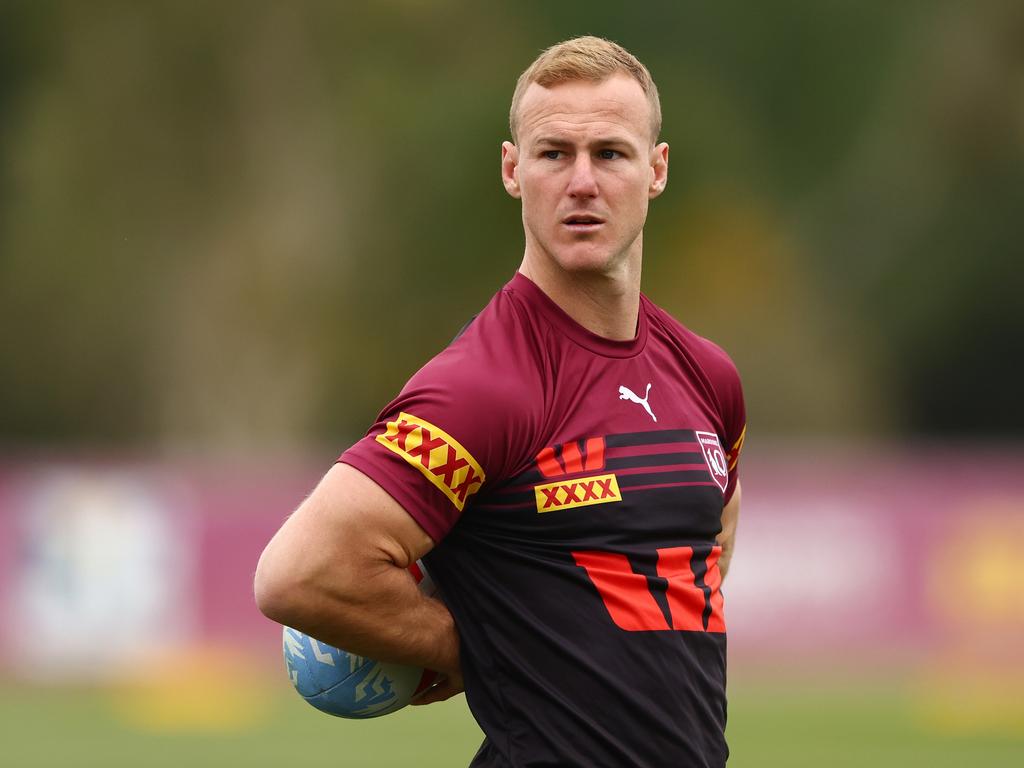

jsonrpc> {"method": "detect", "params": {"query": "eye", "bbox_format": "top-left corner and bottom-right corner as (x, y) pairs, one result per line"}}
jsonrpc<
(542, 150), (562, 160)
(597, 149), (621, 160)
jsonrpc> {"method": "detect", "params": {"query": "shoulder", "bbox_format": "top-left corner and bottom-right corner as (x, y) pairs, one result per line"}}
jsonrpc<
(340, 282), (551, 541)
(643, 296), (747, 489)
(409, 282), (548, 402)
(643, 296), (742, 392)
(380, 283), (549, 475)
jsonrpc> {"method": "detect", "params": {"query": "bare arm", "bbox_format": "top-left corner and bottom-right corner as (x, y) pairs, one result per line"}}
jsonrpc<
(254, 462), (460, 690)
(716, 480), (741, 581)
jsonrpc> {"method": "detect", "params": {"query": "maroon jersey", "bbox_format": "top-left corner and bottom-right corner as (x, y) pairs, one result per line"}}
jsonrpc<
(341, 272), (746, 768)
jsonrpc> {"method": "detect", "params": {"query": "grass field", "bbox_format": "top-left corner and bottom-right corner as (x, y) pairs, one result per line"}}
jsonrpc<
(2, 677), (1021, 767)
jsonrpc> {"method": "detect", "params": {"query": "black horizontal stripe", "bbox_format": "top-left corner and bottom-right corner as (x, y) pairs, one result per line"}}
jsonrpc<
(490, 467), (714, 507)
(484, 489), (535, 507)
(505, 468), (542, 487)
(605, 429), (695, 448)
(606, 451), (704, 470)
(617, 469), (709, 488)
(503, 431), (698, 487)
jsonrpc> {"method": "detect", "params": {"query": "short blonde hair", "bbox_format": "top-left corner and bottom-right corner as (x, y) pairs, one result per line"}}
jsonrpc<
(509, 36), (662, 144)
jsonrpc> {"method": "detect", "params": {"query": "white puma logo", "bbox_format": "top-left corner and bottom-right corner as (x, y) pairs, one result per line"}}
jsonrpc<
(618, 383), (657, 422)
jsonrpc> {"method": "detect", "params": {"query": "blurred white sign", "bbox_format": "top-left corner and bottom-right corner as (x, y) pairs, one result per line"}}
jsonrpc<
(8, 468), (195, 679)
(726, 497), (897, 640)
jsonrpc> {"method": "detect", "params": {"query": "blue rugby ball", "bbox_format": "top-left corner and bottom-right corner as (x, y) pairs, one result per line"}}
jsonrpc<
(282, 561), (440, 718)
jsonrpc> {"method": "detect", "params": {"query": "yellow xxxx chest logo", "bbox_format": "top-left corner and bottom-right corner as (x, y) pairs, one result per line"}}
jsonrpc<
(377, 412), (484, 511)
(535, 473), (622, 513)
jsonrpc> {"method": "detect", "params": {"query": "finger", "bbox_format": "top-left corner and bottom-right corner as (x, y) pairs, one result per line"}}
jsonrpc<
(410, 678), (464, 706)
(410, 683), (456, 705)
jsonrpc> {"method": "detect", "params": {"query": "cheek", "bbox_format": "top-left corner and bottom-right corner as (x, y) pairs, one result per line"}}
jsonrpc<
(520, 189), (542, 217)
(520, 177), (558, 216)
(519, 188), (554, 238)
(607, 176), (645, 205)
(617, 188), (650, 233)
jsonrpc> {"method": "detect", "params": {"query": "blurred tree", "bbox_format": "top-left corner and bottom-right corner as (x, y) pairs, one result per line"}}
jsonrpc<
(0, 0), (1019, 449)
(803, 0), (1024, 435)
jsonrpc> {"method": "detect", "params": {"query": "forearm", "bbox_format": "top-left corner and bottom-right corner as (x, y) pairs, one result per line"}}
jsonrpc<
(259, 553), (458, 673)
(716, 480), (741, 582)
(717, 537), (735, 581)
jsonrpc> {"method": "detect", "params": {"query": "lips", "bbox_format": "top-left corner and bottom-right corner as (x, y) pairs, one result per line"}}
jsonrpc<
(562, 213), (605, 225)
(562, 214), (606, 233)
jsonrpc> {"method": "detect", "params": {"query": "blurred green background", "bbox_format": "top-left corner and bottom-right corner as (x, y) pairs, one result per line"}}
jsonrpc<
(1, 0), (1022, 765)
(3, 0), (1021, 450)
(3, 678), (1023, 767)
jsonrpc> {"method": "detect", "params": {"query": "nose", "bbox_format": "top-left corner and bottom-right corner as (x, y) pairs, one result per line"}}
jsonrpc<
(566, 155), (598, 199)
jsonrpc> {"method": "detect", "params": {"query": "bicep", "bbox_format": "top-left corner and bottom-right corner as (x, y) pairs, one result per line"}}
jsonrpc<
(302, 462), (435, 567)
(255, 462), (434, 615)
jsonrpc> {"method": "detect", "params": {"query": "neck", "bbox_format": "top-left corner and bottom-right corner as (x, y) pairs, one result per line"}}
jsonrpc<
(518, 244), (642, 341)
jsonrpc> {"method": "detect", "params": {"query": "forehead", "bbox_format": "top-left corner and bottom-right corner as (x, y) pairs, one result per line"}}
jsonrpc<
(516, 73), (652, 146)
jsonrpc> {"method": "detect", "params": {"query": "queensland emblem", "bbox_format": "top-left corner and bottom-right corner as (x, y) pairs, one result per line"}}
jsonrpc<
(695, 431), (728, 493)
(377, 412), (484, 510)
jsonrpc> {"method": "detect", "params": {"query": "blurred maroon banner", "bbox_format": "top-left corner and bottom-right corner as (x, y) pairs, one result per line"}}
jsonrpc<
(0, 447), (1021, 680)
(727, 445), (1024, 669)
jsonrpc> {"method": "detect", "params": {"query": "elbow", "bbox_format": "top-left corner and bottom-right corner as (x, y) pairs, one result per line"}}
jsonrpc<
(254, 545), (305, 627)
(253, 536), (362, 631)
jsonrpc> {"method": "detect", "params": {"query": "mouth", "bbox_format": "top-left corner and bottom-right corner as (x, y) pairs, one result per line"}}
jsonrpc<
(562, 214), (605, 233)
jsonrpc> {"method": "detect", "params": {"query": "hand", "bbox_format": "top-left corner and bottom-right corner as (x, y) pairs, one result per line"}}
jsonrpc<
(410, 668), (465, 706)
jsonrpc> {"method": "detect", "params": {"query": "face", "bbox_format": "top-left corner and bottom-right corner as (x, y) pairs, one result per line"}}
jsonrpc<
(502, 74), (668, 277)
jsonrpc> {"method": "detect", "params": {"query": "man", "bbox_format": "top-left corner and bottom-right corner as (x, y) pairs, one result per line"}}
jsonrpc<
(256, 36), (745, 767)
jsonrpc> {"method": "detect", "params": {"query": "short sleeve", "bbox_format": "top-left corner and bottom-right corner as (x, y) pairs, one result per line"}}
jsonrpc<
(691, 333), (746, 506)
(339, 312), (535, 542)
(720, 372), (746, 505)
(709, 350), (745, 506)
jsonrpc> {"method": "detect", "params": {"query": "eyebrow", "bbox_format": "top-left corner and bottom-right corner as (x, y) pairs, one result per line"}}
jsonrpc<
(533, 136), (572, 147)
(533, 135), (637, 149)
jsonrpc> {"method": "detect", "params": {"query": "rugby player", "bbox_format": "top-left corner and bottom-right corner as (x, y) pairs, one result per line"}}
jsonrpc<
(256, 36), (746, 767)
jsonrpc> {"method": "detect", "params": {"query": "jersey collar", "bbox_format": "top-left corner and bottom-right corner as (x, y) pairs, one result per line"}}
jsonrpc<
(507, 272), (650, 359)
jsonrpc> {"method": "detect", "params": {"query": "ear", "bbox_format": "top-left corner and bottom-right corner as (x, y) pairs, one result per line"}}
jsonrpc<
(501, 141), (521, 199)
(648, 142), (669, 199)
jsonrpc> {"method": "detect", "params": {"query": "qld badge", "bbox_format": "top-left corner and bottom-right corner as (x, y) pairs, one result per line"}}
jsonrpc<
(695, 431), (728, 493)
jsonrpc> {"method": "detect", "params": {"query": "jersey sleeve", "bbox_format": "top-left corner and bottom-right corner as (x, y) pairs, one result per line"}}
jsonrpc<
(338, 321), (531, 543)
(712, 350), (746, 505)
(721, 377), (745, 505)
(692, 334), (746, 505)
